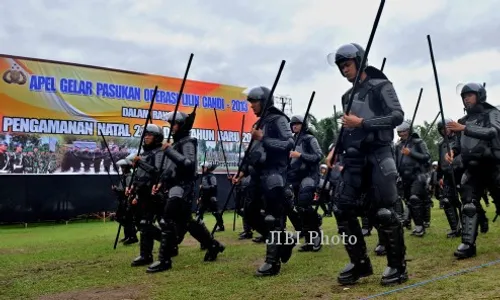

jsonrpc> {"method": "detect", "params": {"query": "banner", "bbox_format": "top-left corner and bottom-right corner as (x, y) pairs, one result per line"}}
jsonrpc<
(0, 55), (258, 175)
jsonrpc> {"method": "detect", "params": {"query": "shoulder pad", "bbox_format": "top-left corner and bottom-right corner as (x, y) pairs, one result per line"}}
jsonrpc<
(367, 78), (390, 87)
(179, 136), (196, 143)
(342, 87), (353, 98)
(152, 146), (163, 153)
(301, 132), (314, 139)
(483, 102), (497, 110)
(267, 106), (290, 121)
(412, 138), (423, 144)
(488, 106), (500, 114)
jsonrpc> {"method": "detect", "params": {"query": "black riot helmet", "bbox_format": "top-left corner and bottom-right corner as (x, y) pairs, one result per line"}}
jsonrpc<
(165, 110), (196, 141)
(246, 86), (273, 116)
(201, 161), (217, 173)
(290, 114), (308, 132)
(328, 43), (367, 76)
(460, 83), (487, 110)
(143, 124), (164, 147)
(116, 154), (134, 173)
(437, 117), (453, 136)
(396, 120), (411, 133)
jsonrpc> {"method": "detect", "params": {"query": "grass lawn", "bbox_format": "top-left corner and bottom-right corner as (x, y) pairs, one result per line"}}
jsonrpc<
(1, 204), (500, 300)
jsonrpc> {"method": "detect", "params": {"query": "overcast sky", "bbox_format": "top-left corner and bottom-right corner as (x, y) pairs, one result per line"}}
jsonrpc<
(1, 0), (500, 127)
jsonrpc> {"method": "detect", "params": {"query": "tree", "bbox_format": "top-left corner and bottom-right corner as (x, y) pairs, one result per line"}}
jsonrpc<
(10, 134), (40, 148)
(414, 122), (440, 162)
(311, 111), (343, 154)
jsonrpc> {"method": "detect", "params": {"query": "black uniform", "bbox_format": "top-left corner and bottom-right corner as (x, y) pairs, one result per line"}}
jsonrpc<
(235, 174), (254, 239)
(436, 118), (463, 238)
(147, 111), (224, 273)
(449, 83), (500, 259)
(395, 120), (431, 237)
(113, 157), (139, 244)
(287, 115), (324, 252)
(196, 162), (224, 232)
(331, 43), (408, 286)
(129, 124), (165, 268)
(239, 86), (295, 277)
(423, 171), (433, 227)
(317, 163), (339, 217)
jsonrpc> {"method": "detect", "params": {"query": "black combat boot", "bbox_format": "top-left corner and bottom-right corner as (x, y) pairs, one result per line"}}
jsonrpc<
(213, 212), (225, 232)
(187, 218), (225, 261)
(477, 207), (489, 234)
(279, 231), (297, 263)
(409, 201), (425, 237)
(146, 229), (177, 273)
(374, 227), (387, 256)
(252, 235), (266, 243)
(238, 231), (253, 240)
(256, 242), (281, 277)
(239, 219), (253, 239)
(337, 218), (373, 285)
(402, 205), (412, 230)
(454, 203), (478, 259)
(394, 198), (405, 224)
(423, 204), (431, 228)
(123, 236), (139, 245)
(287, 208), (303, 232)
(298, 208), (322, 252)
(444, 205), (461, 238)
(380, 224), (408, 285)
(204, 240), (225, 261)
(131, 232), (153, 267)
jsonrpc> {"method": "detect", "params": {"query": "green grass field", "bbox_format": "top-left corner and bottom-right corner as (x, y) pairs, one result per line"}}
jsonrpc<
(1, 204), (500, 300)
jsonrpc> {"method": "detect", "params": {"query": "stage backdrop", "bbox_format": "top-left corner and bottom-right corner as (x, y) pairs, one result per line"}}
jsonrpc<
(0, 54), (257, 223)
(0, 54), (258, 175)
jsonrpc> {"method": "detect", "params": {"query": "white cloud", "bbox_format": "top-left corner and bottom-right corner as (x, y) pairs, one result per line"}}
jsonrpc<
(272, 0), (500, 127)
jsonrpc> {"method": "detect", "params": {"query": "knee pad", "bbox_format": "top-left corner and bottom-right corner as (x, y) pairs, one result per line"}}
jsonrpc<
(376, 208), (397, 226)
(299, 177), (315, 189)
(139, 219), (154, 233)
(462, 202), (477, 217)
(158, 217), (175, 231)
(441, 197), (451, 208)
(297, 187), (315, 208)
(265, 173), (285, 190)
(168, 186), (185, 199)
(460, 171), (470, 186)
(409, 195), (421, 206)
(264, 214), (277, 228)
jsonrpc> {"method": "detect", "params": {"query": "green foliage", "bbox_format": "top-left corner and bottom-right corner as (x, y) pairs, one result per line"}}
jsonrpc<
(310, 111), (342, 154)
(414, 121), (441, 162)
(9, 134), (41, 149)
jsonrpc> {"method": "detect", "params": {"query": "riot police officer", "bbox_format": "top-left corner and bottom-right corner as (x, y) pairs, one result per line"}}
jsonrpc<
(326, 43), (408, 285)
(445, 83), (500, 258)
